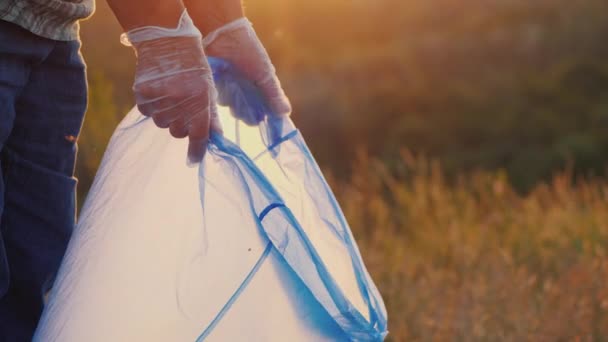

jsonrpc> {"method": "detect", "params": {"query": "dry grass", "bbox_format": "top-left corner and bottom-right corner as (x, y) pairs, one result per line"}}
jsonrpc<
(332, 151), (608, 341)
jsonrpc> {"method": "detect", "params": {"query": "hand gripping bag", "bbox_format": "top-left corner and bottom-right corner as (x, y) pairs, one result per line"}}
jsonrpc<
(34, 58), (388, 342)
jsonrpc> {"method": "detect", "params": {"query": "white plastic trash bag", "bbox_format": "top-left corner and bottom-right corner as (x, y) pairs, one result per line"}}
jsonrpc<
(34, 58), (388, 341)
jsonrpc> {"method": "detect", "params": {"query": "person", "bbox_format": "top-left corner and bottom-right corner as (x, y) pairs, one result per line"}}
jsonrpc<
(0, 0), (291, 340)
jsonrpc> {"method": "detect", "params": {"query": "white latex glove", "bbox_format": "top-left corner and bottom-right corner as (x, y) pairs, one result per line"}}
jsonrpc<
(122, 10), (221, 164)
(203, 18), (292, 120)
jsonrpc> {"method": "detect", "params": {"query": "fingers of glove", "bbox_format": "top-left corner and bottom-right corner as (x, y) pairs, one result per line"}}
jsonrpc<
(138, 93), (205, 130)
(135, 72), (215, 130)
(169, 118), (189, 138)
(153, 113), (175, 129)
(135, 70), (212, 108)
(256, 76), (292, 117)
(209, 101), (223, 133)
(135, 88), (202, 116)
(204, 20), (291, 118)
(131, 33), (216, 123)
(186, 111), (211, 164)
(205, 25), (271, 85)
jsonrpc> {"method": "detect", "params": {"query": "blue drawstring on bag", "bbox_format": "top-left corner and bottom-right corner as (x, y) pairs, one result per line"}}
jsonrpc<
(202, 57), (388, 341)
(34, 58), (387, 342)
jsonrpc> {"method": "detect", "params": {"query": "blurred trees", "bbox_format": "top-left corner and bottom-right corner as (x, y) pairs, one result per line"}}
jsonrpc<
(79, 0), (608, 192)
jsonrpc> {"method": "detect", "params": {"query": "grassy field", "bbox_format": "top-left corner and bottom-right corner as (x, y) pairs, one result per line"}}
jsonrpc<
(333, 151), (608, 341)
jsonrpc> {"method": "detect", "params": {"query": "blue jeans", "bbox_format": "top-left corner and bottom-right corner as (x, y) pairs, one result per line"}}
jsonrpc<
(0, 20), (87, 341)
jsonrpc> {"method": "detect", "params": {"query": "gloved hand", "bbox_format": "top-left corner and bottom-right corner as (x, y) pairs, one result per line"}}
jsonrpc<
(203, 18), (291, 123)
(122, 10), (221, 164)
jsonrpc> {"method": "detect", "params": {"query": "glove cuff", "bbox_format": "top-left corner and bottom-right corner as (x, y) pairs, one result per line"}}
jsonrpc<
(202, 17), (251, 48)
(120, 9), (202, 46)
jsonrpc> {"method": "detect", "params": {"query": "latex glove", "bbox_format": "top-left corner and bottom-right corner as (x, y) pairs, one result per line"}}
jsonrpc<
(122, 10), (221, 164)
(203, 18), (291, 124)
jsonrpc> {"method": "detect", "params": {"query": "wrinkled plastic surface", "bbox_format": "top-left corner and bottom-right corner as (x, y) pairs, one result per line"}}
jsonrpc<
(204, 17), (292, 118)
(34, 58), (387, 341)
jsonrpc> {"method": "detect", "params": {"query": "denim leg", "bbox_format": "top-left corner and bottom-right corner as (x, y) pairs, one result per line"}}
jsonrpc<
(0, 29), (32, 301)
(0, 20), (87, 342)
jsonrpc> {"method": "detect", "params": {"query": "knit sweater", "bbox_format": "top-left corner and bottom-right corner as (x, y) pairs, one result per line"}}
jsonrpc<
(0, 0), (94, 41)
